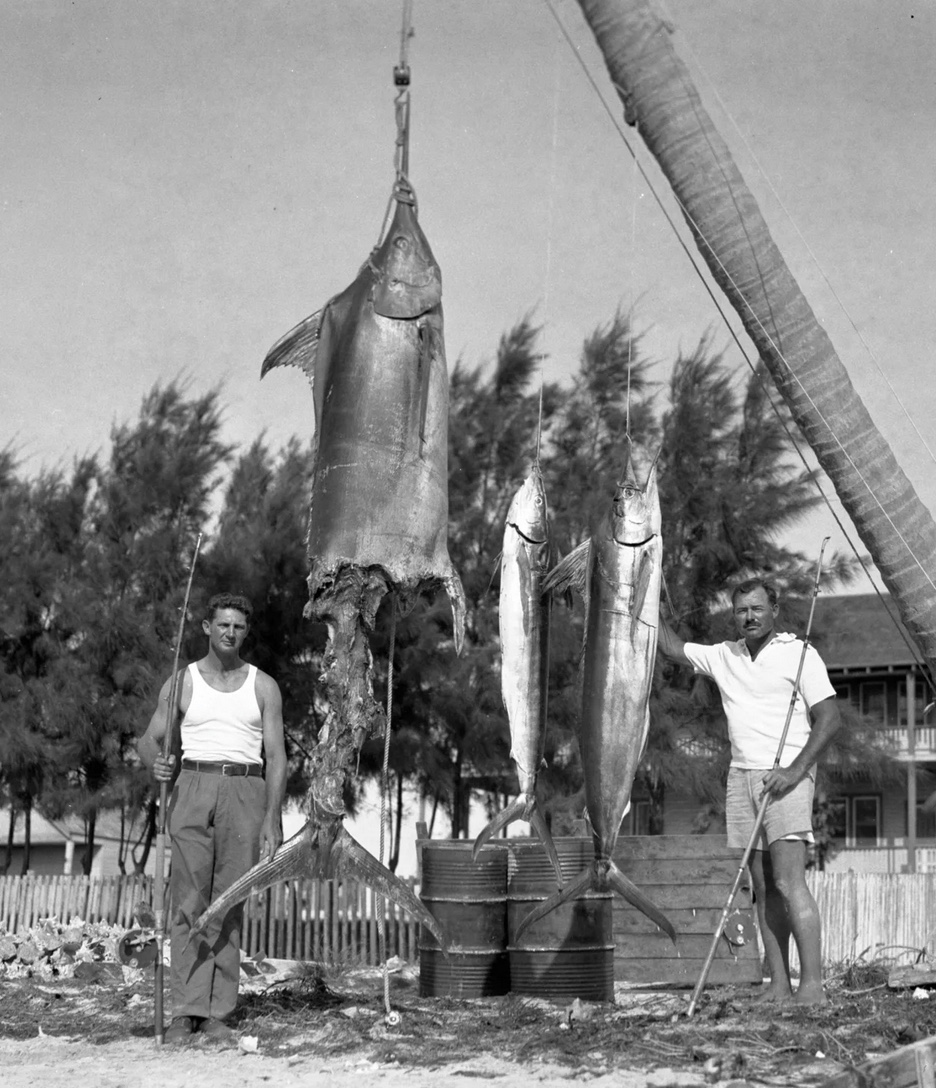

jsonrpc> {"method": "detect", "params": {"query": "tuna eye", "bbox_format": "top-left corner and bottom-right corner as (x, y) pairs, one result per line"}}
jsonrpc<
(393, 237), (408, 249)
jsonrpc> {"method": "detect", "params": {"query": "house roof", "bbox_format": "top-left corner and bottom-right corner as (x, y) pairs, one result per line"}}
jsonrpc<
(810, 594), (923, 670)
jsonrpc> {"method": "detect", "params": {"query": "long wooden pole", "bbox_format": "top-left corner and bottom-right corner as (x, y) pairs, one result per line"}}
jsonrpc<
(152, 533), (202, 1046)
(686, 537), (830, 1018)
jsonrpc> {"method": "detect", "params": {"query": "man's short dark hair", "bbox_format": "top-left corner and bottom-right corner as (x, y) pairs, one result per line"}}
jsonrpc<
(731, 578), (779, 608)
(206, 593), (253, 623)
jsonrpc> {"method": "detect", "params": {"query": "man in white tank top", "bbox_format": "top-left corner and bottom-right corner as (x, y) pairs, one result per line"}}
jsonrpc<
(138, 593), (287, 1045)
(657, 578), (840, 1008)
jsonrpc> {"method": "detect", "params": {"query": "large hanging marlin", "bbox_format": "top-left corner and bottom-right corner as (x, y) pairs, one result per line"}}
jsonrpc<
(191, 177), (465, 948)
(471, 466), (563, 884)
(514, 448), (675, 941)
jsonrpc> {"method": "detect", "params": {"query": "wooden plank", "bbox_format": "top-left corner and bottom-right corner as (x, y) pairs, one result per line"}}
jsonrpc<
(312, 880), (321, 962)
(330, 882), (339, 962)
(614, 956), (762, 985)
(888, 965), (936, 989)
(822, 1035), (936, 1088)
(610, 884), (752, 909)
(614, 903), (752, 934)
(615, 932), (760, 960)
(610, 858), (740, 885)
(613, 835), (740, 862)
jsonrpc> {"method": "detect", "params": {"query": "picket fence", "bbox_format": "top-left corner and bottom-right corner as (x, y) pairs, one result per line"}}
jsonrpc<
(0, 873), (421, 965)
(0, 871), (933, 970)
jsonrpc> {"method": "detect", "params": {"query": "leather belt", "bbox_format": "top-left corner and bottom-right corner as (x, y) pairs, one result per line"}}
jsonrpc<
(181, 759), (262, 778)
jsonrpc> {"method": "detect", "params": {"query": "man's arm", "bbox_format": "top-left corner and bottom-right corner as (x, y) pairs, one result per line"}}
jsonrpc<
(137, 674), (181, 783)
(763, 696), (841, 796)
(257, 673), (287, 860)
(657, 611), (692, 667)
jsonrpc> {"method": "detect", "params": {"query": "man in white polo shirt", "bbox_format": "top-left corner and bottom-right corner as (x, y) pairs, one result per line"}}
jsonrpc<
(657, 578), (840, 1006)
(138, 593), (287, 1044)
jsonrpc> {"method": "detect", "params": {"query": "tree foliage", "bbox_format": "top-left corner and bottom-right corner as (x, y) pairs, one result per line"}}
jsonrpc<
(0, 313), (891, 875)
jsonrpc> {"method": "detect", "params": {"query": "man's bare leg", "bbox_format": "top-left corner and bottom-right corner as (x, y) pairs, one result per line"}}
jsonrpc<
(768, 838), (827, 1005)
(749, 849), (794, 1001)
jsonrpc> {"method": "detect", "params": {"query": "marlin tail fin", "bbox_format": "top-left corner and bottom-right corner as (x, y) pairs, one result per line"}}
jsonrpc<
(472, 794), (564, 888)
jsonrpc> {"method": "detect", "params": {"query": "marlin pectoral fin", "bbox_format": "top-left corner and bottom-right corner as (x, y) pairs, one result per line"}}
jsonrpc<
(512, 865), (595, 941)
(191, 826), (322, 936)
(444, 568), (467, 656)
(607, 860), (676, 942)
(416, 322), (433, 448)
(331, 826), (447, 949)
(260, 308), (325, 381)
(544, 540), (591, 599)
(630, 548), (654, 639)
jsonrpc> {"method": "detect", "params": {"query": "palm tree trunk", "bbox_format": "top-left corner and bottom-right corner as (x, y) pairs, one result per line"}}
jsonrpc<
(576, 0), (935, 669)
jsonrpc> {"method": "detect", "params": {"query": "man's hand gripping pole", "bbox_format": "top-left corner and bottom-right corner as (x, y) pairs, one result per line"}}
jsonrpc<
(152, 533), (202, 1046)
(686, 537), (830, 1018)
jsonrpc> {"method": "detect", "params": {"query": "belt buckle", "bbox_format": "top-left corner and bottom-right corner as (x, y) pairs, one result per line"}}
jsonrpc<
(222, 762), (241, 776)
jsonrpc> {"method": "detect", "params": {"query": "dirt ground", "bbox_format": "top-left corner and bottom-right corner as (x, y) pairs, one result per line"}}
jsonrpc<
(0, 958), (934, 1089)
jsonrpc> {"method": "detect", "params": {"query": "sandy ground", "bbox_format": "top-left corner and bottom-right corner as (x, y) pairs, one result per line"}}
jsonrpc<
(0, 1031), (716, 1089)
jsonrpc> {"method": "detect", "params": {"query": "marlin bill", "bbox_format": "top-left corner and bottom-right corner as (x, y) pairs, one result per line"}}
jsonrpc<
(472, 466), (563, 885)
(515, 449), (675, 942)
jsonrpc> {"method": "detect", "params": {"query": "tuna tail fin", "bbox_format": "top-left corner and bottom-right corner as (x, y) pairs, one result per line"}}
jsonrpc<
(511, 859), (677, 945)
(260, 307), (325, 382)
(606, 859), (676, 942)
(472, 795), (564, 888)
(330, 826), (447, 949)
(512, 865), (596, 941)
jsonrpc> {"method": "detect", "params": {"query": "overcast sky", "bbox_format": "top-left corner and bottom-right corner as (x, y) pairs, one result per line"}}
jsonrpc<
(3, 0), (934, 578)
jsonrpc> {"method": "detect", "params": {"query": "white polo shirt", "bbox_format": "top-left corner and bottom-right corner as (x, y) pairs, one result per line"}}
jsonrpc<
(683, 632), (836, 769)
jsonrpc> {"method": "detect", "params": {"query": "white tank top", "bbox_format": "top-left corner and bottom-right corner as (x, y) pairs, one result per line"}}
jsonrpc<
(180, 663), (263, 764)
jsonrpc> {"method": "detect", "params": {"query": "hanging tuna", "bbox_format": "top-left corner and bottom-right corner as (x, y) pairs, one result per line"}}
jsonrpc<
(472, 464), (563, 884)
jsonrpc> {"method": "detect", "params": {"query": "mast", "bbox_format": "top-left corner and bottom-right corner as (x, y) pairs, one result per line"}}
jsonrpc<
(574, 0), (935, 672)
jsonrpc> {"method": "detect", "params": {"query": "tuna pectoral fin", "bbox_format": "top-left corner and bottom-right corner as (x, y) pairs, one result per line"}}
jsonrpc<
(544, 540), (591, 599)
(512, 866), (596, 941)
(472, 796), (564, 888)
(607, 860), (676, 942)
(331, 826), (447, 949)
(260, 308), (324, 380)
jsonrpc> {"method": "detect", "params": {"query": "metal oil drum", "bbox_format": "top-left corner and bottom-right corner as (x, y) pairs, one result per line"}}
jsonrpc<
(506, 836), (614, 1002)
(418, 839), (509, 998)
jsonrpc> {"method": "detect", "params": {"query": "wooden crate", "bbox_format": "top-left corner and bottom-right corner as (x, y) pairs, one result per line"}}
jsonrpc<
(611, 835), (762, 985)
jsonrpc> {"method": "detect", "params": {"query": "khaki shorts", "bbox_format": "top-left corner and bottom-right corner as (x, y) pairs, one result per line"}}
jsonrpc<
(725, 766), (815, 851)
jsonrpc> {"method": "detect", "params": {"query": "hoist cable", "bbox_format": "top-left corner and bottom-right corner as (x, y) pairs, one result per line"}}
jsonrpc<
(658, 0), (935, 465)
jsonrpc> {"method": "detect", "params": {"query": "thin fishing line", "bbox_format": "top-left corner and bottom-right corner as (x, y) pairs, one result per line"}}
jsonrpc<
(660, 0), (935, 464)
(542, 0), (934, 594)
(541, 0), (933, 666)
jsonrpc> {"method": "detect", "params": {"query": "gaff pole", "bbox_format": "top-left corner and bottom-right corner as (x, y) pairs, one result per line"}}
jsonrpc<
(686, 536), (830, 1018)
(153, 532), (203, 1045)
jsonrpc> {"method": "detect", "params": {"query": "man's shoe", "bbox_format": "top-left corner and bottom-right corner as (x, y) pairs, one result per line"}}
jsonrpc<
(163, 1016), (196, 1046)
(198, 1017), (235, 1043)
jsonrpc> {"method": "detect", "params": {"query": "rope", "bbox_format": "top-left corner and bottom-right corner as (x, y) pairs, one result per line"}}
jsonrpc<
(542, 0), (936, 636)
(378, 597), (398, 1020)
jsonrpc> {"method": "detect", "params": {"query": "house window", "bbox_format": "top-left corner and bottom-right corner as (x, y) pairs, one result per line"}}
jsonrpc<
(629, 800), (653, 836)
(898, 680), (928, 725)
(833, 683), (856, 709)
(859, 683), (887, 726)
(829, 795), (881, 844)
